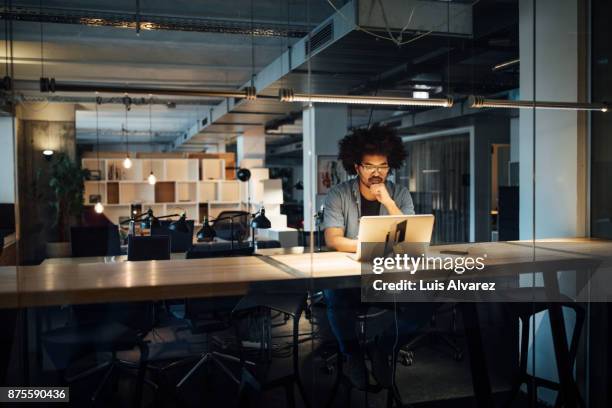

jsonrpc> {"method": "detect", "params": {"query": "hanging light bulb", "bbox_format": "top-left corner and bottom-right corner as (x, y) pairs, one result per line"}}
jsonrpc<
(94, 201), (104, 214)
(147, 171), (157, 185)
(123, 155), (132, 169)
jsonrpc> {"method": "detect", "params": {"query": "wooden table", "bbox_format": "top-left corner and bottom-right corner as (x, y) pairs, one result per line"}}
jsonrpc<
(1, 240), (608, 309)
(2, 239), (609, 408)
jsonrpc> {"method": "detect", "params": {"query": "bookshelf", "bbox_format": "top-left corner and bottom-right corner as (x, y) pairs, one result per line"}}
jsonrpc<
(82, 156), (242, 224)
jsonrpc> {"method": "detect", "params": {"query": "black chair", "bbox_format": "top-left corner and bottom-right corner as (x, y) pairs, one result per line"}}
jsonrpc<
(70, 225), (122, 257)
(213, 210), (250, 242)
(232, 291), (310, 408)
(127, 235), (171, 261)
(42, 301), (154, 406)
(150, 296), (243, 406)
(399, 303), (463, 364)
(152, 220), (194, 253)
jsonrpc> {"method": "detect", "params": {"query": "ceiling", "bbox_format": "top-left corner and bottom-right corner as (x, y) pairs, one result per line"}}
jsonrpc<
(0, 0), (520, 151)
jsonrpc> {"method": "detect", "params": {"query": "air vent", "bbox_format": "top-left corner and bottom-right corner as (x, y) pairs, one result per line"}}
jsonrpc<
(305, 22), (333, 55)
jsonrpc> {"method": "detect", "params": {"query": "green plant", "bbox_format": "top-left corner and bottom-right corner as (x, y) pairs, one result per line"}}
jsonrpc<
(48, 153), (89, 242)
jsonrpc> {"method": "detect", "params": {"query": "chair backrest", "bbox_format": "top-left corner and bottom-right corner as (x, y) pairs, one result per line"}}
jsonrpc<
(127, 235), (171, 261)
(152, 220), (194, 252)
(214, 210), (250, 241)
(70, 225), (122, 257)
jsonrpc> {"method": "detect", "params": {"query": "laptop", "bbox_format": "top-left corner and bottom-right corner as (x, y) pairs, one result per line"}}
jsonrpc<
(349, 214), (435, 261)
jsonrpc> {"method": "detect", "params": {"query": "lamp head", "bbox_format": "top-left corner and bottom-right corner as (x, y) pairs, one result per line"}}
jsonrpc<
(251, 208), (271, 229)
(196, 217), (216, 242)
(42, 149), (54, 160)
(141, 208), (160, 229)
(169, 212), (189, 233)
(236, 168), (251, 182)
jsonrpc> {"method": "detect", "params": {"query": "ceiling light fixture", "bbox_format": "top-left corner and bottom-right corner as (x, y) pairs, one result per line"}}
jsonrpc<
(41, 80), (259, 101)
(122, 96), (132, 169)
(469, 95), (608, 112)
(147, 96), (157, 185)
(94, 96), (104, 214)
(278, 89), (453, 108)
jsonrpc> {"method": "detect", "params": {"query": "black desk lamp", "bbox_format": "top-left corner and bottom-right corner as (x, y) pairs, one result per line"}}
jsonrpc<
(121, 208), (187, 234)
(169, 212), (189, 233)
(196, 217), (216, 242)
(196, 213), (245, 250)
(195, 208), (271, 252)
(250, 207), (271, 249)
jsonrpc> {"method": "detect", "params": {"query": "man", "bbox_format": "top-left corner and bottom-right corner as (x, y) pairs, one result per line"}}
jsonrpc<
(322, 125), (431, 389)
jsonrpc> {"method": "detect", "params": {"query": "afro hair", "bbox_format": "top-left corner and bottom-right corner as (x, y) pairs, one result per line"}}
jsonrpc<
(337, 125), (407, 175)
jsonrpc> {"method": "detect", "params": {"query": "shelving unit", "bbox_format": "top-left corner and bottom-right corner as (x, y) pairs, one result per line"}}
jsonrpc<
(82, 157), (234, 225)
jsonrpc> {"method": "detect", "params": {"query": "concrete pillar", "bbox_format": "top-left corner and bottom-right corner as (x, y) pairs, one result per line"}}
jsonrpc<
(302, 104), (348, 231)
(236, 127), (266, 168)
(519, 0), (587, 239)
(0, 117), (15, 203)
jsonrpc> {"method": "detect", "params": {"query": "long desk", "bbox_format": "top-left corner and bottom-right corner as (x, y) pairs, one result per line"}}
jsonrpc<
(2, 239), (610, 408)
(0, 240), (609, 309)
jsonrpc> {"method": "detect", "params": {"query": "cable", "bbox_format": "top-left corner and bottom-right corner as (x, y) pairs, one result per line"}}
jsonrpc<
(391, 292), (399, 392)
(250, 0), (255, 88)
(39, 0), (44, 78)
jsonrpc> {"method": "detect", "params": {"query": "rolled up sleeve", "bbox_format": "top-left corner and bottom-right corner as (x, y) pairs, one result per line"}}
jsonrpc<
(322, 188), (345, 230)
(397, 187), (415, 215)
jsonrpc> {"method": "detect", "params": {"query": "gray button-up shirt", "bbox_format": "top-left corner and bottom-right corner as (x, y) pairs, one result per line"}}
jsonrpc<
(322, 178), (415, 239)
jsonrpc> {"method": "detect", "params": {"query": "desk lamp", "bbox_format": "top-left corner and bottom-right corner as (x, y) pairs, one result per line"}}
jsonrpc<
(250, 207), (271, 249)
(168, 212), (190, 233)
(196, 217), (216, 242)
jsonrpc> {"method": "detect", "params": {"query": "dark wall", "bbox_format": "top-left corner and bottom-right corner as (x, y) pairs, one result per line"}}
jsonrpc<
(591, 0), (612, 239)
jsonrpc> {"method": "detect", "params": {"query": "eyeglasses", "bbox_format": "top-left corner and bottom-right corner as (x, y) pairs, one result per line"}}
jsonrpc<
(359, 163), (390, 172)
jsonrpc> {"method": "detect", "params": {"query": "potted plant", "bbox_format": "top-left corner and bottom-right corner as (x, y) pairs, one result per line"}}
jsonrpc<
(46, 153), (89, 258)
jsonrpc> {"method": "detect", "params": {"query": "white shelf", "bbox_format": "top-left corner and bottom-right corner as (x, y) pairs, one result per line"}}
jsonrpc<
(83, 156), (243, 225)
(201, 159), (225, 180)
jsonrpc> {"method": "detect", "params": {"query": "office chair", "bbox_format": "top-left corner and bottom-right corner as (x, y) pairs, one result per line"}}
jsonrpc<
(127, 235), (171, 261)
(152, 220), (194, 253)
(213, 210), (250, 242)
(324, 305), (404, 408)
(231, 291), (310, 408)
(148, 295), (243, 406)
(42, 301), (154, 406)
(70, 225), (122, 257)
(399, 303), (463, 365)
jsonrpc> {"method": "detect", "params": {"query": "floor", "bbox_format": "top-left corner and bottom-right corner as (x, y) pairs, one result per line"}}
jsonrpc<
(27, 302), (547, 408)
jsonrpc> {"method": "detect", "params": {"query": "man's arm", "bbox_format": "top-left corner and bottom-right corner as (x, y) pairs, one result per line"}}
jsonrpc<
(370, 183), (404, 215)
(325, 227), (357, 252)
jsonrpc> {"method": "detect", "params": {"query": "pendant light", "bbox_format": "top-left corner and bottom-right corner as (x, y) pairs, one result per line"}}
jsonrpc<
(122, 96), (132, 169)
(39, 2), (53, 159)
(94, 97), (104, 214)
(147, 96), (157, 185)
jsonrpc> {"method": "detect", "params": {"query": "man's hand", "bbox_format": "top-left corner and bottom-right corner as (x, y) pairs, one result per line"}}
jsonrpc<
(369, 183), (393, 206)
(369, 183), (403, 215)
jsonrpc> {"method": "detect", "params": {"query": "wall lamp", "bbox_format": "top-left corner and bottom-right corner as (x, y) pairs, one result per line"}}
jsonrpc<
(278, 89), (454, 108)
(469, 95), (608, 112)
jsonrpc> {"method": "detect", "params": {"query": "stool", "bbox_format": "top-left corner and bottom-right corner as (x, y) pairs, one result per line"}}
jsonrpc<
(325, 308), (405, 408)
(504, 301), (585, 408)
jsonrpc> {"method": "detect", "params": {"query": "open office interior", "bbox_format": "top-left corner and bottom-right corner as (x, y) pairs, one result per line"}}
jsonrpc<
(1, 0), (612, 407)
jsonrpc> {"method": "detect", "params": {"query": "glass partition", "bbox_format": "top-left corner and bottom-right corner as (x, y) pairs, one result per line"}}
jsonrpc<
(3, 0), (612, 407)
